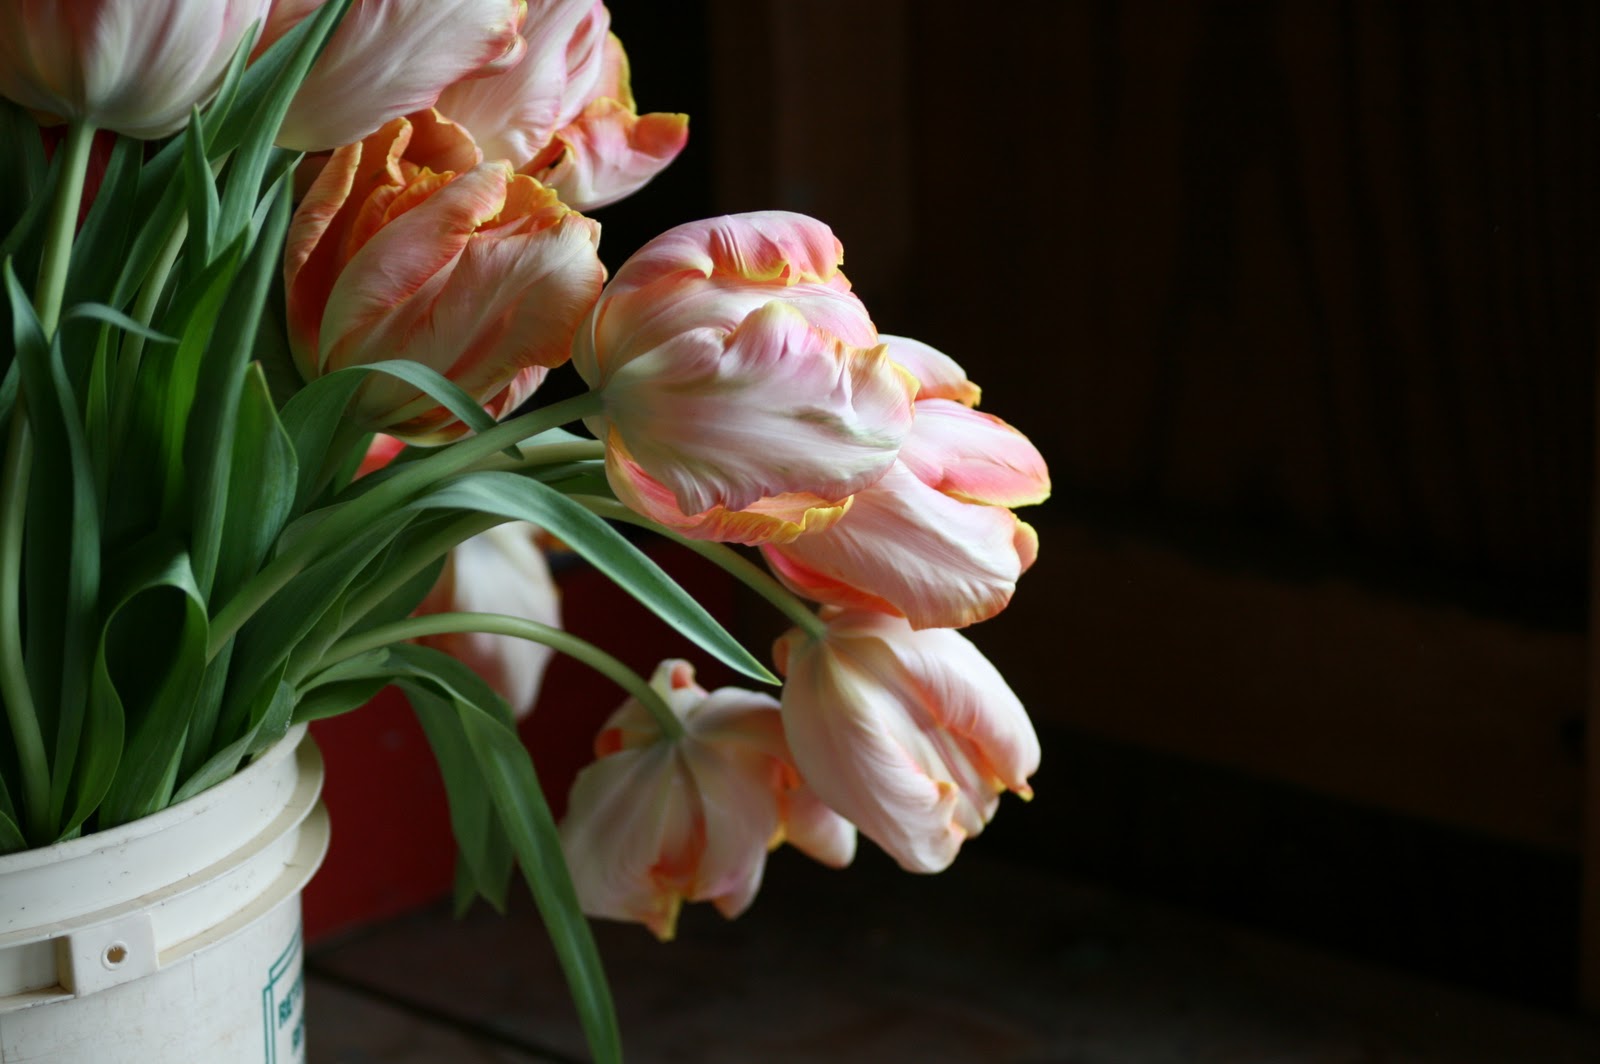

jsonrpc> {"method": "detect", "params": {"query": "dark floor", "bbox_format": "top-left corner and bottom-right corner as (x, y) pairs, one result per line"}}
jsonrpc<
(304, 845), (1600, 1063)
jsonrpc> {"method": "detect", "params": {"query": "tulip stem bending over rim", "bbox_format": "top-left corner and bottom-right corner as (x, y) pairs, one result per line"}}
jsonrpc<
(572, 495), (827, 642)
(206, 390), (604, 660)
(1, 121), (97, 843)
(320, 611), (685, 740)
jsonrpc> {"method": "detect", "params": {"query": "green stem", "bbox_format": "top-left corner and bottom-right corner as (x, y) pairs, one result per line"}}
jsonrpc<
(36, 123), (94, 335)
(207, 390), (603, 660)
(0, 121), (96, 843)
(471, 438), (606, 473)
(572, 495), (826, 640)
(322, 611), (685, 740)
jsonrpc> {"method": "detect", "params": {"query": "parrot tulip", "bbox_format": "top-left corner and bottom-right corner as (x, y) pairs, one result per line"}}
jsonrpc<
(570, 211), (917, 545)
(774, 608), (1040, 874)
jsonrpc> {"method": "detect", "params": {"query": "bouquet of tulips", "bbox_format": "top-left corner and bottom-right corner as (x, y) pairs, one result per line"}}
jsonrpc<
(0, 0), (1049, 1058)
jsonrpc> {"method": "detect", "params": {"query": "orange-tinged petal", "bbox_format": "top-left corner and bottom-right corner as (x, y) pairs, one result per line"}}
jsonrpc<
(538, 98), (689, 210)
(775, 610), (1038, 873)
(882, 334), (981, 406)
(274, 0), (530, 151)
(899, 400), (1051, 508)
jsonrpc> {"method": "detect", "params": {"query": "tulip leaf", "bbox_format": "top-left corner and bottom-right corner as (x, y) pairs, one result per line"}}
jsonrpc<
(4, 262), (104, 836)
(277, 359), (506, 513)
(190, 180), (294, 599)
(60, 303), (177, 345)
(172, 675), (296, 804)
(0, 807), (23, 857)
(217, 0), (353, 242)
(410, 471), (777, 685)
(213, 511), (412, 744)
(384, 643), (621, 1064)
(181, 108), (221, 270)
(93, 547), (210, 828)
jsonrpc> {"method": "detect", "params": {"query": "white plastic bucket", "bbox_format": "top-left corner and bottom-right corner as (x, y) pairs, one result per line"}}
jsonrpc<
(0, 725), (330, 1063)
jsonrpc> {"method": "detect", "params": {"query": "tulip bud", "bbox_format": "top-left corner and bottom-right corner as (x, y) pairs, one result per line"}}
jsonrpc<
(571, 211), (918, 545)
(284, 111), (604, 443)
(0, 0), (273, 139)
(774, 609), (1040, 874)
(560, 660), (854, 939)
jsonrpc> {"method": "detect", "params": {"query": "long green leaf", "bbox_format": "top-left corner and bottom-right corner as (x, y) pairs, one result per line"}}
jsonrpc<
(277, 360), (508, 513)
(413, 471), (776, 684)
(190, 182), (294, 598)
(94, 547), (209, 827)
(389, 644), (620, 1064)
(4, 264), (104, 836)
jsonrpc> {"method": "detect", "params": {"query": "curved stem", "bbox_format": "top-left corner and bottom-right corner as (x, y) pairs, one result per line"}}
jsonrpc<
(322, 611), (685, 740)
(572, 495), (826, 640)
(207, 390), (603, 660)
(1, 121), (97, 842)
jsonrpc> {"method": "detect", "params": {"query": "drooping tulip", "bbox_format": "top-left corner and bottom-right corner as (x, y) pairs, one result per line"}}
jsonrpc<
(433, 0), (688, 210)
(0, 0), (273, 139)
(560, 659), (854, 939)
(265, 0), (528, 152)
(570, 211), (918, 545)
(284, 111), (604, 443)
(774, 608), (1039, 874)
(763, 336), (1050, 629)
(414, 521), (561, 719)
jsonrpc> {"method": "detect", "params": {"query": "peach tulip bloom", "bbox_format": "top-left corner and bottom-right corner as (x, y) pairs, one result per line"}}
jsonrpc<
(763, 336), (1050, 629)
(571, 212), (918, 545)
(0, 0), (272, 138)
(560, 660), (854, 940)
(774, 608), (1039, 874)
(284, 111), (603, 443)
(434, 0), (688, 210)
(414, 521), (561, 719)
(266, 0), (528, 151)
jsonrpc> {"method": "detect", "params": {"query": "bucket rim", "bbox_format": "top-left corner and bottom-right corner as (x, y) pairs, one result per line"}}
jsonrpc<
(0, 724), (309, 875)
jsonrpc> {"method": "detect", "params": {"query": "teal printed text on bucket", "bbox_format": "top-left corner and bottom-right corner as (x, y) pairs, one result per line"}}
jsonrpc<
(262, 929), (307, 1064)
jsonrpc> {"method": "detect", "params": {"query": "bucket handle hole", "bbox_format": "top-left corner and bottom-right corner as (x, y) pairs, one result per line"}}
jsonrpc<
(103, 942), (129, 968)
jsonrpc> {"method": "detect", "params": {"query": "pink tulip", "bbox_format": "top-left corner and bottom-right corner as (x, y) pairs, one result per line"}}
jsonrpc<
(266, 0), (528, 151)
(0, 0), (272, 138)
(284, 111), (604, 443)
(570, 212), (918, 545)
(434, 1), (688, 210)
(763, 336), (1050, 629)
(560, 659), (854, 939)
(774, 608), (1039, 874)
(414, 521), (561, 719)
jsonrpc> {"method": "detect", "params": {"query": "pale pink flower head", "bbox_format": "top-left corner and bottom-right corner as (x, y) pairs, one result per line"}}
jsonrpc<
(774, 608), (1040, 874)
(763, 336), (1051, 629)
(414, 521), (561, 719)
(0, 0), (272, 139)
(284, 111), (604, 443)
(433, 0), (688, 210)
(266, 0), (528, 151)
(571, 212), (918, 545)
(559, 659), (854, 940)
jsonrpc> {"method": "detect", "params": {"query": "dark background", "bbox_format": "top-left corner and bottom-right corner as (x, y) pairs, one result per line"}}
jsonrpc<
(580, 0), (1600, 1011)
